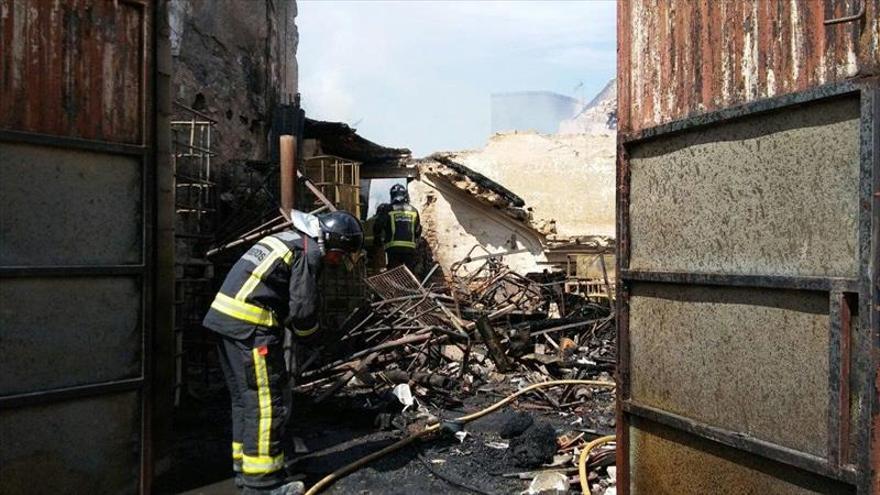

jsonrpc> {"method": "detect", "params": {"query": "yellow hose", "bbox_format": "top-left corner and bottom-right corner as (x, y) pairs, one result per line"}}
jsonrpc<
(303, 379), (615, 495)
(577, 435), (615, 495)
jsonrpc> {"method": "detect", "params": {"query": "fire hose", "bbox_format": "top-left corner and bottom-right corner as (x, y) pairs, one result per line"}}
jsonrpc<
(577, 434), (616, 495)
(303, 379), (616, 495)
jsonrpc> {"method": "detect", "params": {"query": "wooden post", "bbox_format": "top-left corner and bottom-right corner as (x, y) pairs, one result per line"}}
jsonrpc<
(280, 135), (296, 213)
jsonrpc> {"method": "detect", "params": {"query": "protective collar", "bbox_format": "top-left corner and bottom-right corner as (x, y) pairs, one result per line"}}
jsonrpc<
(291, 209), (322, 239)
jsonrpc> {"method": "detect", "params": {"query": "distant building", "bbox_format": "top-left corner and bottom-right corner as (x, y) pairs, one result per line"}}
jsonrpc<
(490, 91), (580, 134)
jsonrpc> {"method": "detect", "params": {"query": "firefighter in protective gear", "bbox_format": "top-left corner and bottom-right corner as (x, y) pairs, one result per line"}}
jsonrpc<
(373, 183), (421, 273)
(203, 210), (363, 494)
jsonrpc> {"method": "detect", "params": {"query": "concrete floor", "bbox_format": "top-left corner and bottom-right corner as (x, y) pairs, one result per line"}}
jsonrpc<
(178, 479), (238, 495)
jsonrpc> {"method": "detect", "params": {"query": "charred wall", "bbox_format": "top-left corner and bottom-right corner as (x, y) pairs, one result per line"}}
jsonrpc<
(169, 0), (297, 171)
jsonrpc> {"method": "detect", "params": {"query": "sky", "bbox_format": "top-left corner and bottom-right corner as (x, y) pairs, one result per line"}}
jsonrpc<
(297, 0), (617, 159)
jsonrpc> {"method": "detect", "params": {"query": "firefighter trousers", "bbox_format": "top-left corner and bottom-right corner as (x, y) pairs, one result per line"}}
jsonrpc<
(386, 248), (417, 275)
(217, 326), (290, 488)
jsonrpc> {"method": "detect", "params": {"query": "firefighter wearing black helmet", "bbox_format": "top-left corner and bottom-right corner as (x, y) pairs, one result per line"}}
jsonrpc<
(203, 210), (363, 495)
(374, 183), (421, 273)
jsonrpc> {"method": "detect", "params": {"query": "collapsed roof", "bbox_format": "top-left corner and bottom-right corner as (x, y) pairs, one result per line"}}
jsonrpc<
(410, 153), (533, 228)
(303, 118), (412, 167)
(422, 153), (525, 207)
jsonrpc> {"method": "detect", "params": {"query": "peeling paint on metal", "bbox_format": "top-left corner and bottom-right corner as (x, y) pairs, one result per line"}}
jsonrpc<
(0, 0), (146, 143)
(619, 0), (880, 133)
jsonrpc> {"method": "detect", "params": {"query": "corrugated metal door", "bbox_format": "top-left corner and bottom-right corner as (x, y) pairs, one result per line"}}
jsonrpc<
(617, 83), (878, 493)
(0, 1), (160, 492)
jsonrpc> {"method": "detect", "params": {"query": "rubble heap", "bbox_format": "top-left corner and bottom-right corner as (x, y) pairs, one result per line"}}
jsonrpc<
(293, 251), (617, 494)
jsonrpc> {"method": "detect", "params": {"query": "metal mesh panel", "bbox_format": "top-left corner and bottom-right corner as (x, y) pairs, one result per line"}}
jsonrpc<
(365, 265), (450, 328)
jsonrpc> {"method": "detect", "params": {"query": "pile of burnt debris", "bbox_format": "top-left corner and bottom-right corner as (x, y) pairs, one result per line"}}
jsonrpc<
(292, 252), (617, 494)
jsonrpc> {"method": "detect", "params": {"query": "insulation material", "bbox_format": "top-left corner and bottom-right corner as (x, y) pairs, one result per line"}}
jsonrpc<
(629, 97), (860, 278)
(629, 283), (830, 457)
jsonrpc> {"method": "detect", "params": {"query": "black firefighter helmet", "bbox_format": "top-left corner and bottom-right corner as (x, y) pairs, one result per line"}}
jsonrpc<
(390, 183), (408, 204)
(317, 210), (364, 254)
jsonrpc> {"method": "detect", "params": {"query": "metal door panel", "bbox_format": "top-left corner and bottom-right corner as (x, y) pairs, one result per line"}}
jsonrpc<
(0, 142), (143, 266)
(0, 276), (142, 395)
(0, 392), (141, 495)
(629, 283), (830, 456)
(629, 97), (860, 278)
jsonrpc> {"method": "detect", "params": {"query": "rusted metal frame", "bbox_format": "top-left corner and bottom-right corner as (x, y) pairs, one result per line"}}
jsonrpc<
(0, 377), (144, 410)
(828, 290), (847, 468)
(622, 403), (860, 486)
(615, 136), (632, 493)
(616, 83), (878, 493)
(0, 129), (147, 156)
(3, 2), (155, 489)
(140, 2), (156, 491)
(616, 81), (866, 494)
(621, 269), (859, 292)
(618, 82), (861, 145)
(852, 84), (880, 494)
(840, 292), (855, 467)
(868, 84), (880, 495)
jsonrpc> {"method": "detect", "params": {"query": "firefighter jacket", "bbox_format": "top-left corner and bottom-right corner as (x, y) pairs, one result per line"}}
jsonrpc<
(203, 230), (322, 340)
(374, 202), (421, 251)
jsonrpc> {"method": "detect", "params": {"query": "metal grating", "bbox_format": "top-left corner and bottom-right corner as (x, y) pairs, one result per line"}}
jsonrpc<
(365, 265), (450, 329)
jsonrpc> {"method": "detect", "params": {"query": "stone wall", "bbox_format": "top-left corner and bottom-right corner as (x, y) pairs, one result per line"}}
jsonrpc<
(408, 173), (548, 277)
(452, 80), (617, 240)
(169, 0), (298, 169)
(453, 131), (615, 239)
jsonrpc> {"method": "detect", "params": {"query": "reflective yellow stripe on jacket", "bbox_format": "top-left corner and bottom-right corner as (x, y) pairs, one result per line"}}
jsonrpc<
(210, 293), (278, 327)
(293, 323), (319, 338)
(209, 237), (293, 328)
(235, 237), (292, 302)
(385, 240), (417, 249)
(385, 210), (418, 249)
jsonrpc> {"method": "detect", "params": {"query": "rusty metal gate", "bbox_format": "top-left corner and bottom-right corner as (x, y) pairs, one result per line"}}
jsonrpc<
(0, 1), (171, 493)
(616, 82), (878, 493)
